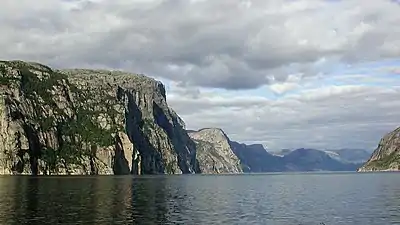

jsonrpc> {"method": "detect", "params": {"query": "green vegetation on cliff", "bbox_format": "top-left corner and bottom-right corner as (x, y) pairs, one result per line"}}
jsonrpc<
(366, 152), (400, 169)
(0, 61), (123, 174)
(0, 60), (199, 175)
(358, 127), (400, 172)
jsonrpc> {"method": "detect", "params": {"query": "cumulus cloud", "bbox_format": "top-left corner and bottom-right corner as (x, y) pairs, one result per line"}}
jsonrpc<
(168, 82), (400, 150)
(1, 0), (400, 150)
(1, 0), (400, 89)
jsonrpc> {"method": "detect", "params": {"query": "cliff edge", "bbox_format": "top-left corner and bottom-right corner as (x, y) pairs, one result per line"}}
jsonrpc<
(0, 60), (200, 175)
(188, 128), (242, 174)
(358, 127), (400, 172)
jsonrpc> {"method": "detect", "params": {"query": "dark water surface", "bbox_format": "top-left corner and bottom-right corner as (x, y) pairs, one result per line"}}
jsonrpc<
(0, 172), (399, 225)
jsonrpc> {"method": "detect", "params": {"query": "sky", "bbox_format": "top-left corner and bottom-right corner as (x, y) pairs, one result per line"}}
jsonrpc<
(1, 0), (400, 151)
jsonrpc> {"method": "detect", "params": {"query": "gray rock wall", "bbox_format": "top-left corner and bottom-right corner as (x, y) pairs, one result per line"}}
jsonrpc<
(358, 127), (400, 172)
(0, 60), (200, 175)
(189, 128), (242, 174)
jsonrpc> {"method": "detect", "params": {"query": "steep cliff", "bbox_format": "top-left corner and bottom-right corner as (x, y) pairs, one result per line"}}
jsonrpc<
(0, 60), (200, 175)
(188, 128), (242, 174)
(230, 142), (285, 172)
(358, 127), (400, 172)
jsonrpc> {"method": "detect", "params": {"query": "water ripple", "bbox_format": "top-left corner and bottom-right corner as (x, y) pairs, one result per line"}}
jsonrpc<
(0, 173), (399, 224)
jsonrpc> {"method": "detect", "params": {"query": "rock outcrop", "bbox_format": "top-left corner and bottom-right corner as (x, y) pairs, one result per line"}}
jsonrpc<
(0, 60), (200, 175)
(188, 128), (242, 174)
(358, 127), (400, 172)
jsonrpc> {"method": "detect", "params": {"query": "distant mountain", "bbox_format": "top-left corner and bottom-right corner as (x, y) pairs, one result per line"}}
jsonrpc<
(230, 141), (285, 172)
(189, 128), (365, 173)
(273, 148), (370, 164)
(233, 146), (363, 172)
(271, 149), (292, 157)
(325, 149), (371, 164)
(282, 148), (361, 171)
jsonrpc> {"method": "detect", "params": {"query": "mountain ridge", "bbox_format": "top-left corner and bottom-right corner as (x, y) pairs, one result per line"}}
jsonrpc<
(189, 129), (365, 172)
(0, 60), (200, 175)
(0, 60), (372, 175)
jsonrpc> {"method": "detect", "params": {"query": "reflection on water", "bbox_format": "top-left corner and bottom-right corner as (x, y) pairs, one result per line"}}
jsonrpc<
(0, 176), (170, 224)
(0, 173), (400, 224)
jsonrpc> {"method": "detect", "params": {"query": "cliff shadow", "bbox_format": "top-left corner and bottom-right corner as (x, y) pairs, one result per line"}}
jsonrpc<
(22, 124), (41, 175)
(113, 134), (131, 175)
(6, 176), (100, 225)
(117, 87), (164, 174)
(152, 102), (200, 173)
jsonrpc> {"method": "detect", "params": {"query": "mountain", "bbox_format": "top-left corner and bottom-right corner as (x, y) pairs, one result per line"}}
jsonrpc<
(0, 60), (369, 175)
(0, 60), (200, 175)
(325, 149), (371, 164)
(230, 141), (285, 172)
(192, 132), (363, 172)
(283, 148), (361, 171)
(270, 149), (292, 157)
(275, 148), (370, 164)
(188, 128), (242, 174)
(358, 127), (400, 172)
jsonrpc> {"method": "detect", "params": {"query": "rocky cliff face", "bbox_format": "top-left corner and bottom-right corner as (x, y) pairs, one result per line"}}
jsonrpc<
(358, 127), (400, 172)
(0, 60), (200, 175)
(188, 128), (242, 174)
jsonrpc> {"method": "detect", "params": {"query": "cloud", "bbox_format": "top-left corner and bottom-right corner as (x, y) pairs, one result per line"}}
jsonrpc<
(168, 81), (400, 150)
(1, 0), (400, 89)
(269, 82), (299, 95)
(1, 0), (400, 150)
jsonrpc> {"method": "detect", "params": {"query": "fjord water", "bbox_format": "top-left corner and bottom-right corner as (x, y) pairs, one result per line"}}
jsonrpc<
(0, 173), (399, 225)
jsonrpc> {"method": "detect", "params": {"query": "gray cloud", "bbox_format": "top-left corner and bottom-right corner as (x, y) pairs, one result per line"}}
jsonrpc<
(168, 85), (400, 150)
(1, 0), (400, 150)
(1, 0), (400, 89)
